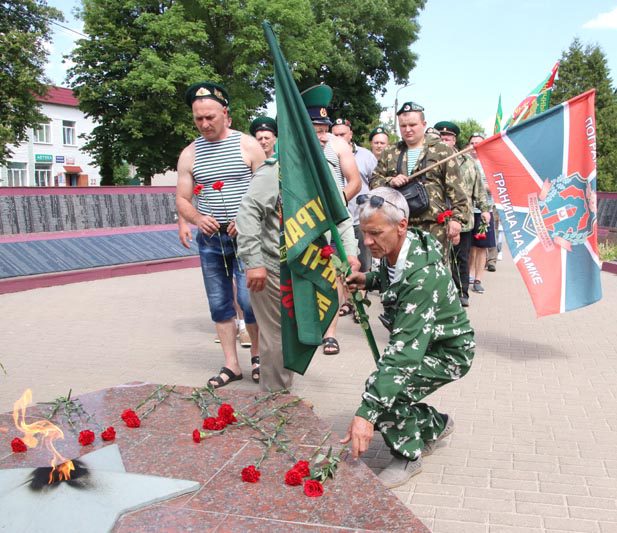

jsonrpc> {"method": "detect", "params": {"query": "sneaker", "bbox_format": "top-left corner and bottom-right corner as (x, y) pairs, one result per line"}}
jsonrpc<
(238, 328), (252, 348)
(459, 296), (469, 307)
(471, 280), (485, 293)
(422, 415), (455, 457)
(497, 252), (503, 261)
(487, 264), (496, 272)
(377, 456), (422, 488)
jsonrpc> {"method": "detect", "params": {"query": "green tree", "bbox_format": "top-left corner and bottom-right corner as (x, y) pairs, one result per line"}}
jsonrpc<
(68, 0), (425, 181)
(0, 0), (63, 165)
(453, 119), (485, 150)
(552, 38), (617, 192)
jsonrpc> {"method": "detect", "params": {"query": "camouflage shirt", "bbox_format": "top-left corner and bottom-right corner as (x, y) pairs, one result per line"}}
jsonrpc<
(370, 135), (471, 227)
(457, 152), (490, 232)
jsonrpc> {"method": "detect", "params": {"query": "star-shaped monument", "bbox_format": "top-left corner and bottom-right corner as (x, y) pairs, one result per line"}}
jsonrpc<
(0, 444), (200, 532)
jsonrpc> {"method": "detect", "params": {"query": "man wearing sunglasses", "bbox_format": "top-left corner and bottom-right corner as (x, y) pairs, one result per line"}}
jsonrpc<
(342, 187), (475, 488)
(370, 102), (470, 256)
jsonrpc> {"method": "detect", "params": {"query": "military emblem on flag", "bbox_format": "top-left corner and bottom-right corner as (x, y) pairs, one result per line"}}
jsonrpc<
(475, 89), (602, 316)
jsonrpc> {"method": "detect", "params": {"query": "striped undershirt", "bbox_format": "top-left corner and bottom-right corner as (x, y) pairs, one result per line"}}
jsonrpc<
(192, 130), (252, 223)
(387, 264), (396, 283)
(407, 148), (422, 175)
(324, 134), (345, 190)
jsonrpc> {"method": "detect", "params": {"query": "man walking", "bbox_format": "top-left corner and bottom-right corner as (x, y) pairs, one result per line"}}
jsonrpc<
(176, 81), (264, 388)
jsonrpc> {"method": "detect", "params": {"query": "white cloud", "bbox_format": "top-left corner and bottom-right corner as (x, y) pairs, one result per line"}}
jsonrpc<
(583, 6), (617, 29)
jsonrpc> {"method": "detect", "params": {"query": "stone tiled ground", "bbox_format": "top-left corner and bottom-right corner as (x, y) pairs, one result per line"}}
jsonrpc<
(1, 250), (616, 532)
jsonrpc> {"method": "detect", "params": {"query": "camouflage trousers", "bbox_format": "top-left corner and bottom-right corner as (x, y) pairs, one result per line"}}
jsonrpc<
(375, 341), (473, 460)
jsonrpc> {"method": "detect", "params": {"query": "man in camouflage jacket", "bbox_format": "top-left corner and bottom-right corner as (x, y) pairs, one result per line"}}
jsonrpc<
(370, 103), (471, 254)
(343, 187), (475, 489)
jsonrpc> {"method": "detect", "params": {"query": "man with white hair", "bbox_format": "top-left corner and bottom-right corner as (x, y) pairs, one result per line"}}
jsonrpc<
(342, 187), (475, 488)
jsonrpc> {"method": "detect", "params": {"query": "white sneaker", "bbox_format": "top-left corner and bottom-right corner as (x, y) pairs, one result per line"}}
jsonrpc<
(377, 456), (422, 488)
(497, 252), (503, 260)
(422, 415), (455, 456)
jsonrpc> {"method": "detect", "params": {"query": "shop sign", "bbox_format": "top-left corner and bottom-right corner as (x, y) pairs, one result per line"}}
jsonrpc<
(55, 155), (65, 163)
(35, 154), (53, 163)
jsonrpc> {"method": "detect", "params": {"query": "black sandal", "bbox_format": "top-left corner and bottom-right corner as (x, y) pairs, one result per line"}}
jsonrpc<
(338, 302), (353, 317)
(251, 356), (260, 383)
(208, 366), (243, 389)
(322, 337), (340, 355)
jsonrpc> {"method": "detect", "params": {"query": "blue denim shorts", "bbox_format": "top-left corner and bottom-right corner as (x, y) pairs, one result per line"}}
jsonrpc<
(196, 231), (255, 324)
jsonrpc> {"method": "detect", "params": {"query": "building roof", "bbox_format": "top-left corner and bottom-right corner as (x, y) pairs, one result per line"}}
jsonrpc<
(36, 86), (79, 107)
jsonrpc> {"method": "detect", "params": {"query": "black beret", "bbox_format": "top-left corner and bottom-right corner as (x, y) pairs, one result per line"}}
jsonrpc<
(396, 101), (425, 115)
(249, 116), (277, 137)
(369, 127), (388, 141)
(185, 81), (229, 108)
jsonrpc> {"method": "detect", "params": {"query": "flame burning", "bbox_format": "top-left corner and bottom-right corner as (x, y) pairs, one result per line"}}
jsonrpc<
(13, 389), (74, 484)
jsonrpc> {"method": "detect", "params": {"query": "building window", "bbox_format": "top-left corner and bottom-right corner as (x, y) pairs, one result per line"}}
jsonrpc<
(34, 164), (52, 187)
(33, 122), (51, 143)
(7, 162), (27, 186)
(63, 120), (76, 145)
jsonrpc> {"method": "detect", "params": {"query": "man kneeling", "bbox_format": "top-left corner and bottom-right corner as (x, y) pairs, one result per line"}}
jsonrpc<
(342, 187), (475, 488)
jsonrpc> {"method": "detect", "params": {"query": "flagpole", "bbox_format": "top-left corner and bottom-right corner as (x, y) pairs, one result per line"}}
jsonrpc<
(405, 145), (475, 181)
(262, 21), (381, 364)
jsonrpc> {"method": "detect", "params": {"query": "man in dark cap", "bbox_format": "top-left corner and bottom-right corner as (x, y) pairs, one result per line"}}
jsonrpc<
(249, 116), (277, 158)
(370, 102), (470, 254)
(369, 127), (390, 159)
(301, 85), (361, 355)
(176, 81), (266, 388)
(434, 121), (490, 307)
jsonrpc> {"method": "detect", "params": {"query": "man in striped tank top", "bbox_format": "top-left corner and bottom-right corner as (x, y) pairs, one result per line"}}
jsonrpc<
(176, 81), (266, 388)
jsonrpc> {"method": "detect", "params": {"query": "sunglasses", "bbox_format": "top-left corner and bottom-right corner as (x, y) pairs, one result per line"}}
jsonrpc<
(356, 194), (407, 215)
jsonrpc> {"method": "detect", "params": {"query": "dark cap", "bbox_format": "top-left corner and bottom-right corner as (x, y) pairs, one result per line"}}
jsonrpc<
(185, 81), (229, 108)
(369, 127), (388, 141)
(434, 121), (460, 136)
(300, 84), (333, 125)
(249, 116), (277, 137)
(332, 118), (351, 128)
(396, 101), (424, 115)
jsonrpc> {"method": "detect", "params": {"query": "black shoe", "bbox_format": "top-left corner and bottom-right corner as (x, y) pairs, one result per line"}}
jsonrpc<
(487, 264), (496, 272)
(460, 296), (469, 307)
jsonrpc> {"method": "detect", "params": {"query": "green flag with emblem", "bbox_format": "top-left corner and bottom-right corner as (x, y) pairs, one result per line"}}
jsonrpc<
(493, 94), (503, 134)
(263, 22), (351, 374)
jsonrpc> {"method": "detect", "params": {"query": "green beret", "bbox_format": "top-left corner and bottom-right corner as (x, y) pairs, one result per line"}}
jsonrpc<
(185, 81), (229, 108)
(396, 101), (425, 115)
(369, 127), (388, 141)
(300, 84), (333, 125)
(434, 121), (460, 137)
(249, 116), (277, 137)
(332, 118), (351, 128)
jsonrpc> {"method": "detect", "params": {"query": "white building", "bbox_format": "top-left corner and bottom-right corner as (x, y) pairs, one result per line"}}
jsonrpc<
(0, 87), (101, 187)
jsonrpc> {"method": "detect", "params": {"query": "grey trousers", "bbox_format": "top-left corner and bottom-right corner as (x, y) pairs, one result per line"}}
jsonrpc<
(250, 268), (294, 392)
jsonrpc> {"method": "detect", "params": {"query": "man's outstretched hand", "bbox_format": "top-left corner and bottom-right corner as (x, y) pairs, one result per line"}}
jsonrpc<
(340, 416), (374, 459)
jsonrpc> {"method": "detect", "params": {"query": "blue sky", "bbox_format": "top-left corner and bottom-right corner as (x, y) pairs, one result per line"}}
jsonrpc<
(46, 0), (617, 134)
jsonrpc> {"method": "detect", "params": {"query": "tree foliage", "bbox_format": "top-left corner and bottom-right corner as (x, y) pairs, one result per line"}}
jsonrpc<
(453, 118), (486, 150)
(0, 0), (63, 165)
(552, 38), (617, 192)
(68, 0), (426, 181)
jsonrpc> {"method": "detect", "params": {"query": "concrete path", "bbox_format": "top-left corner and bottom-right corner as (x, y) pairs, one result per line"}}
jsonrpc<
(1, 252), (616, 532)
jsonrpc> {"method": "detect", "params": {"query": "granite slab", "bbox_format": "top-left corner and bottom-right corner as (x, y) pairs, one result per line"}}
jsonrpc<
(1, 383), (429, 532)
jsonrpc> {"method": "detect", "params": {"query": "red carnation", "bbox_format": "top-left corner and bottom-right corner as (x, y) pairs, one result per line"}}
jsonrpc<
(192, 429), (202, 443)
(292, 460), (311, 478)
(101, 427), (116, 441)
(203, 417), (227, 431)
(11, 437), (27, 453)
(241, 465), (261, 483)
(193, 184), (204, 195)
(437, 210), (454, 224)
(212, 180), (225, 191)
(320, 245), (335, 259)
(285, 469), (303, 486)
(78, 429), (96, 446)
(218, 403), (237, 424)
(121, 409), (141, 428)
(443, 209), (453, 218)
(303, 479), (324, 497)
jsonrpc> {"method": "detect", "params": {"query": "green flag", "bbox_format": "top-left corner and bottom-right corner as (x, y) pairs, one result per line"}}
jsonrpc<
(263, 22), (351, 374)
(493, 94), (503, 134)
(504, 61), (559, 129)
